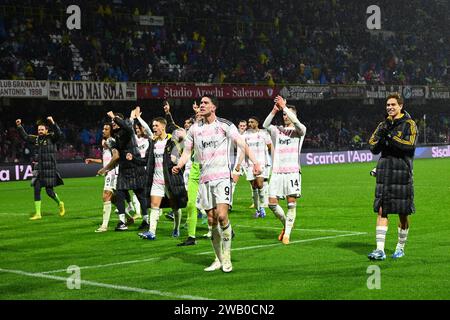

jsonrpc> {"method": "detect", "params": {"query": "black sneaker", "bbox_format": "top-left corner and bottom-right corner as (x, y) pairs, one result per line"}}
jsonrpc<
(177, 236), (197, 246)
(115, 222), (128, 231)
(138, 220), (149, 230)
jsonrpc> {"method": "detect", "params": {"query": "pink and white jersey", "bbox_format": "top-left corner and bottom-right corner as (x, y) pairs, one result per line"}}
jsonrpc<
(267, 125), (305, 174)
(153, 138), (168, 185)
(135, 136), (149, 158)
(243, 129), (271, 168)
(185, 117), (240, 184)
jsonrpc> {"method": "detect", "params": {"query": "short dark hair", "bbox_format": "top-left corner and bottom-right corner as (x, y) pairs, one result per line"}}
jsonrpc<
(249, 116), (260, 123)
(239, 119), (247, 124)
(387, 92), (404, 105)
(115, 112), (124, 119)
(201, 94), (219, 109)
(153, 117), (167, 126)
(286, 104), (297, 114)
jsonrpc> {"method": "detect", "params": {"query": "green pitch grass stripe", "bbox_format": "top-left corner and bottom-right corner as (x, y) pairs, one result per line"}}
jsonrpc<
(0, 268), (212, 300)
(39, 257), (159, 274)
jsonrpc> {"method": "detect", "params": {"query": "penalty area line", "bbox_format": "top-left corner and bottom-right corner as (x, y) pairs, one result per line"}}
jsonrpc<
(0, 267), (212, 300)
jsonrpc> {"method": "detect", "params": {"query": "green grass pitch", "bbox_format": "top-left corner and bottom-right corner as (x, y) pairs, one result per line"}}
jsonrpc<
(0, 158), (449, 300)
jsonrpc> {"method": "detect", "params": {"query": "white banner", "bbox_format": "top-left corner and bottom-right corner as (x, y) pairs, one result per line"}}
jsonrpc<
(0, 80), (48, 98)
(48, 81), (137, 101)
(138, 15), (164, 26)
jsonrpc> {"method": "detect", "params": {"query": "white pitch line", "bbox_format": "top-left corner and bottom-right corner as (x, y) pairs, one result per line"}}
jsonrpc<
(40, 257), (159, 274)
(197, 232), (367, 255)
(0, 267), (211, 300)
(234, 224), (366, 234)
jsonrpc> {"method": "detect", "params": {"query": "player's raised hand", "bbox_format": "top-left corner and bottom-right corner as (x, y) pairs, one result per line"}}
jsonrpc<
(274, 95), (286, 109)
(163, 100), (170, 114)
(135, 106), (142, 118)
(107, 111), (115, 119)
(47, 116), (55, 124)
(15, 119), (22, 126)
(192, 101), (199, 113)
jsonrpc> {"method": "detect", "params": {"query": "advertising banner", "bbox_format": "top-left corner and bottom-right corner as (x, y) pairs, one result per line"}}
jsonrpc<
(48, 81), (137, 101)
(137, 84), (279, 99)
(0, 80), (48, 98)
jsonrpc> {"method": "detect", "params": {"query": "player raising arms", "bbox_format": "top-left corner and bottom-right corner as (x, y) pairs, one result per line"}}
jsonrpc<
(173, 95), (261, 273)
(85, 122), (118, 232)
(263, 95), (307, 245)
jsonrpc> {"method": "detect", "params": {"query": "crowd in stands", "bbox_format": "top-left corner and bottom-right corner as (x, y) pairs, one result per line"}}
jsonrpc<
(0, 0), (449, 85)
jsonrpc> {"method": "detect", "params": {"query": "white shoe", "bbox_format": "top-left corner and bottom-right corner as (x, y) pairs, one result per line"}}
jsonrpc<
(221, 252), (232, 273)
(204, 258), (222, 272)
(95, 226), (108, 232)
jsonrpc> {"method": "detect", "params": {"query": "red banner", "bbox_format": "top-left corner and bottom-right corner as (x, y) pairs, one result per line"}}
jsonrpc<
(137, 84), (279, 99)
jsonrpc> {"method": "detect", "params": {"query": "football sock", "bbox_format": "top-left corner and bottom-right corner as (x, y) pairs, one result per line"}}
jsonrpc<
(258, 187), (265, 209)
(396, 228), (409, 251)
(118, 213), (126, 224)
(149, 208), (160, 234)
(211, 224), (223, 262)
(376, 226), (388, 252)
(173, 209), (182, 233)
(34, 201), (41, 216)
(252, 188), (260, 211)
(285, 202), (297, 237)
(142, 214), (149, 224)
(269, 204), (286, 225)
(221, 222), (233, 253)
(102, 201), (112, 228)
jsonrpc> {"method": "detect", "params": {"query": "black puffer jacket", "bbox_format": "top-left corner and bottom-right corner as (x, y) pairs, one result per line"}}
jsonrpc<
(369, 111), (418, 215)
(140, 134), (187, 209)
(17, 123), (64, 187)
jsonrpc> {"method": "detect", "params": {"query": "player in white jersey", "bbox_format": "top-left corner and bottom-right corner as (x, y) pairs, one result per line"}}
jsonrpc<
(263, 95), (307, 245)
(230, 120), (248, 209)
(235, 116), (272, 218)
(85, 122), (119, 232)
(173, 95), (261, 273)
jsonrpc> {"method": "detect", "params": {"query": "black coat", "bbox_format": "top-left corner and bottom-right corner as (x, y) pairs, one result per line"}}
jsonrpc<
(139, 134), (187, 209)
(17, 123), (64, 187)
(112, 116), (147, 190)
(369, 111), (418, 215)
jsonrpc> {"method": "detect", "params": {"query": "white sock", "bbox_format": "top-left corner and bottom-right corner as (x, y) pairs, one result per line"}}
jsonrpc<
(269, 204), (286, 225)
(221, 223), (233, 253)
(284, 202), (297, 237)
(142, 214), (149, 224)
(149, 208), (160, 234)
(132, 194), (141, 216)
(396, 227), (409, 251)
(252, 189), (260, 211)
(173, 209), (182, 232)
(211, 224), (223, 262)
(119, 213), (126, 224)
(376, 226), (388, 252)
(102, 201), (112, 228)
